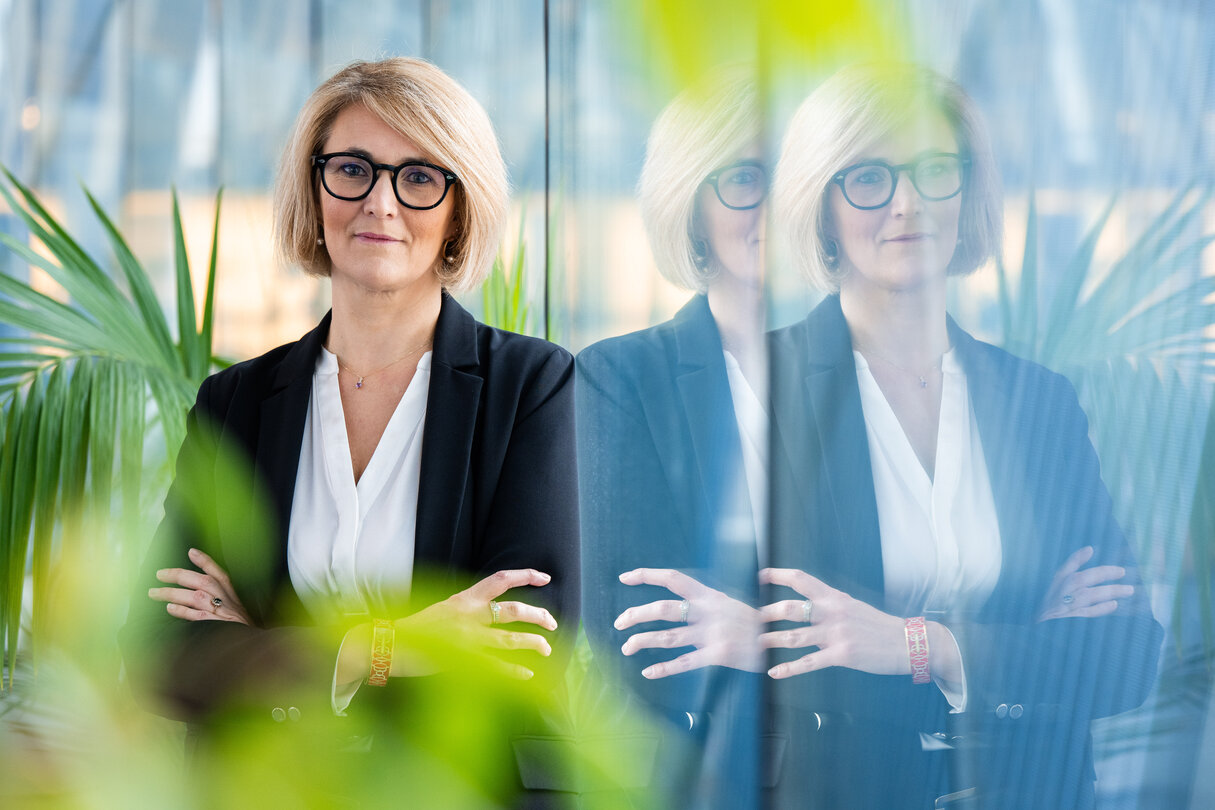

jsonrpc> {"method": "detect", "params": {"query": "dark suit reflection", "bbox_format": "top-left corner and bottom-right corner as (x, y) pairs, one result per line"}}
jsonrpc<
(765, 295), (1162, 809)
(579, 295), (763, 809)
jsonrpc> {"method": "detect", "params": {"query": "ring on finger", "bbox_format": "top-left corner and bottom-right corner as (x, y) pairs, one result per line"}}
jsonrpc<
(210, 595), (223, 612)
(679, 599), (690, 623)
(801, 599), (814, 623)
(1061, 594), (1074, 605)
(489, 600), (501, 625)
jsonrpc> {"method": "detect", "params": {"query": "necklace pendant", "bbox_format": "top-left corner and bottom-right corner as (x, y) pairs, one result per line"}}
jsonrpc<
(918, 376), (928, 389)
(355, 377), (364, 389)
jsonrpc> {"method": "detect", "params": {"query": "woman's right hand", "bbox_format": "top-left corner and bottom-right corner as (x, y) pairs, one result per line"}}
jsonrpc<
(148, 547), (253, 626)
(391, 568), (557, 679)
(1038, 546), (1134, 622)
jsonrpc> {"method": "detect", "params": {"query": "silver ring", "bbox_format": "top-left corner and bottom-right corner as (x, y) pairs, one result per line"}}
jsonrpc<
(210, 596), (223, 610)
(1061, 594), (1074, 605)
(801, 599), (814, 623)
(489, 600), (501, 624)
(679, 600), (690, 623)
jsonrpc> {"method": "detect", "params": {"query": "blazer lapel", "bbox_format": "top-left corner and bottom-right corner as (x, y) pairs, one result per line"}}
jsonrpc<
(772, 297), (885, 605)
(414, 294), (483, 574)
(805, 299), (885, 603)
(225, 312), (328, 622)
(950, 322), (1040, 610)
(671, 297), (741, 559)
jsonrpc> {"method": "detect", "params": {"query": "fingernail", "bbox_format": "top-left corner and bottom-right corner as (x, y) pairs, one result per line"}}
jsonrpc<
(542, 644), (552, 657)
(522, 669), (535, 680)
(613, 618), (625, 630)
(189, 548), (200, 557)
(621, 643), (633, 656)
(641, 666), (657, 679)
(767, 666), (782, 678)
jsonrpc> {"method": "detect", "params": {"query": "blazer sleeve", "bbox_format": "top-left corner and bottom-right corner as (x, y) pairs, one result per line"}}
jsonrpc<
(949, 374), (1163, 725)
(473, 344), (581, 681)
(119, 374), (344, 724)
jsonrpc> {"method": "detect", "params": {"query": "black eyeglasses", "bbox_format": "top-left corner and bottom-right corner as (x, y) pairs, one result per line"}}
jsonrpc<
(312, 152), (458, 210)
(704, 160), (768, 210)
(832, 152), (969, 211)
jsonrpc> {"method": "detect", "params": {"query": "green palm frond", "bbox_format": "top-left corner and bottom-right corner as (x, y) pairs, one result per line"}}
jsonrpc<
(481, 212), (533, 336)
(996, 185), (1215, 658)
(0, 170), (224, 687)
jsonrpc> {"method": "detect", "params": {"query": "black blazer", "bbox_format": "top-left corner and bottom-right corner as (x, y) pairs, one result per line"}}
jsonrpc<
(122, 294), (579, 723)
(766, 295), (1162, 810)
(577, 295), (763, 806)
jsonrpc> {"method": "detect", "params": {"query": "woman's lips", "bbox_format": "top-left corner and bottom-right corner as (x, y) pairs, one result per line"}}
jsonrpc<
(885, 232), (930, 243)
(355, 232), (399, 243)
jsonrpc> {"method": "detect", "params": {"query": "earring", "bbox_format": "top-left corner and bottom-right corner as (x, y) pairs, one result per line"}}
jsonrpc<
(316, 237), (325, 246)
(691, 238), (710, 269)
(443, 240), (457, 265)
(823, 238), (840, 269)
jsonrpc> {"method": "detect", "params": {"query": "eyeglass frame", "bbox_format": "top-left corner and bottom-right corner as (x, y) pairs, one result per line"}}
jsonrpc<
(831, 152), (970, 211)
(703, 160), (768, 211)
(311, 152), (459, 211)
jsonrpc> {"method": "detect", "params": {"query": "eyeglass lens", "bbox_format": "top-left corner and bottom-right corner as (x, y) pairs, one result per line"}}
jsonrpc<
(840, 154), (963, 209)
(713, 163), (767, 210)
(319, 155), (450, 209)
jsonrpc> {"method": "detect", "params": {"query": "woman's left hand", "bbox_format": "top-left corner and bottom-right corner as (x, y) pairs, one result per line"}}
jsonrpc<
(758, 568), (910, 679)
(614, 568), (764, 678)
(1038, 545), (1134, 622)
(148, 547), (252, 625)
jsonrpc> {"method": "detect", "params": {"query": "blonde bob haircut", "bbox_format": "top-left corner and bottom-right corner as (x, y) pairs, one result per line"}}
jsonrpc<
(638, 65), (761, 293)
(774, 62), (1003, 293)
(273, 57), (508, 292)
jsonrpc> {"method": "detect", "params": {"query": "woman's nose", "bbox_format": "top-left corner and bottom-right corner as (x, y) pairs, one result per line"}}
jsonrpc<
(888, 170), (924, 216)
(363, 170), (399, 217)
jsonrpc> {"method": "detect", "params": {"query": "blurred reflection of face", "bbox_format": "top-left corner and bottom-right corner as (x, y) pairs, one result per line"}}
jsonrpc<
(828, 113), (962, 296)
(694, 150), (767, 291)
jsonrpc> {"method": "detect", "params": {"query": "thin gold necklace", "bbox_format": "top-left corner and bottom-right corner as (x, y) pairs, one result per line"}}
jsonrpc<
(855, 343), (943, 390)
(332, 337), (433, 390)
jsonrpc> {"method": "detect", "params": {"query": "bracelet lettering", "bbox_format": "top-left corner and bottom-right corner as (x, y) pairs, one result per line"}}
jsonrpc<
(368, 618), (394, 687)
(905, 616), (930, 685)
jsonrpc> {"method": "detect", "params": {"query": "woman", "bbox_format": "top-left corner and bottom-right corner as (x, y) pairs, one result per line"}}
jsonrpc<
(763, 62), (1161, 809)
(121, 58), (577, 800)
(577, 66), (767, 809)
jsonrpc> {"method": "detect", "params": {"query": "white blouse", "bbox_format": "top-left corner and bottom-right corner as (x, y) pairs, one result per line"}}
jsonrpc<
(286, 347), (431, 712)
(724, 349), (769, 569)
(854, 348), (1002, 712)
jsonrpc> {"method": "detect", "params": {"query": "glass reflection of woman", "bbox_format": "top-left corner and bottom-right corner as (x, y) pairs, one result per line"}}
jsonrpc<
(577, 66), (766, 808)
(764, 63), (1162, 810)
(120, 58), (577, 801)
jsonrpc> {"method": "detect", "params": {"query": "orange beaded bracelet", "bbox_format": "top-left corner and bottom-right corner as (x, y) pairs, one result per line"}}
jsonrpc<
(368, 618), (394, 686)
(905, 616), (930, 684)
